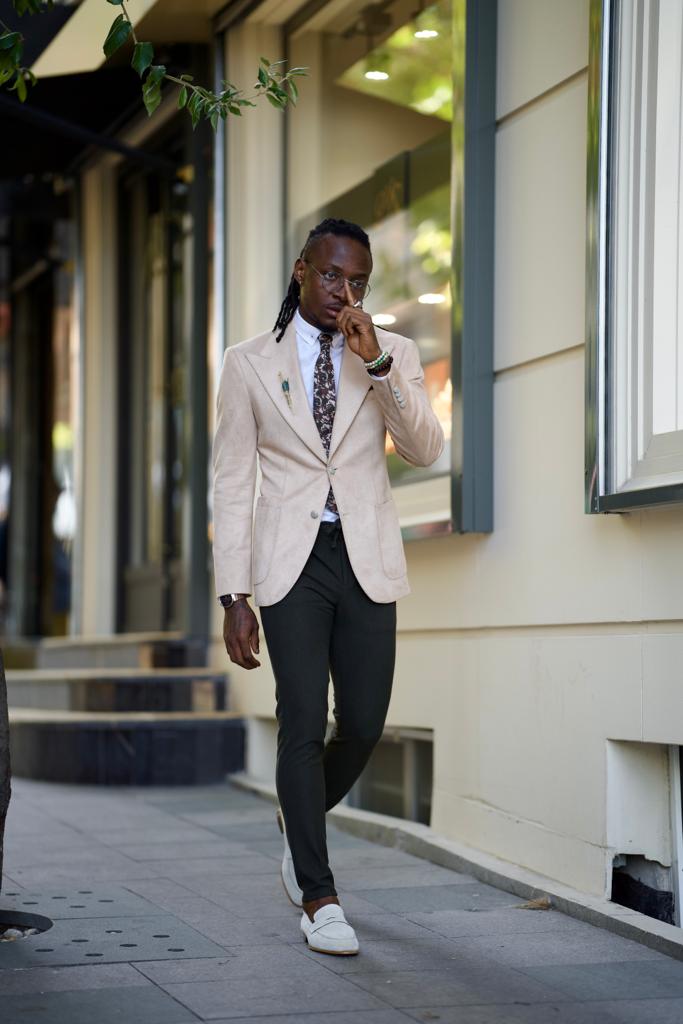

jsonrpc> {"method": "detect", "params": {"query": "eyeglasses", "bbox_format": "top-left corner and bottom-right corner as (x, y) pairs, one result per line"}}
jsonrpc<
(304, 260), (372, 300)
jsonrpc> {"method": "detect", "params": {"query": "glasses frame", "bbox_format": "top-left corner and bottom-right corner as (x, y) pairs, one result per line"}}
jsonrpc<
(303, 259), (372, 300)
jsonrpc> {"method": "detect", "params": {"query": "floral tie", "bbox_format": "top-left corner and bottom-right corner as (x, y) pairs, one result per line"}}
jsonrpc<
(313, 332), (338, 516)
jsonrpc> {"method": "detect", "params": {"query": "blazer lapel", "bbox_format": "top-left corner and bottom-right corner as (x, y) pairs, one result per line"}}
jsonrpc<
(328, 344), (373, 460)
(244, 321), (327, 464)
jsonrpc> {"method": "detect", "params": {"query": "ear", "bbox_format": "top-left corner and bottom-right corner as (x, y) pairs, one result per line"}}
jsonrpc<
(293, 257), (305, 286)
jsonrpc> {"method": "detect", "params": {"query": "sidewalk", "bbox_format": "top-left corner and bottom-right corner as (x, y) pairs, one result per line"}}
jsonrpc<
(1, 780), (683, 1023)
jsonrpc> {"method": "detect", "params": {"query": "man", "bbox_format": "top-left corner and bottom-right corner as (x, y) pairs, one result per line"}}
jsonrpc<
(212, 218), (444, 955)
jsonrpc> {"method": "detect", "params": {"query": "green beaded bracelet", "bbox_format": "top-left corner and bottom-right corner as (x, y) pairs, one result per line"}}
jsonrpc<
(364, 349), (390, 370)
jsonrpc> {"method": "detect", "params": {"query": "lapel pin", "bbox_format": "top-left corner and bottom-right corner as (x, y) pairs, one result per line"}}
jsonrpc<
(278, 372), (293, 410)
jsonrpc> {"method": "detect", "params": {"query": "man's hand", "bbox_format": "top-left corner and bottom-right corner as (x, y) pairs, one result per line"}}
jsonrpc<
(336, 281), (382, 364)
(223, 600), (261, 669)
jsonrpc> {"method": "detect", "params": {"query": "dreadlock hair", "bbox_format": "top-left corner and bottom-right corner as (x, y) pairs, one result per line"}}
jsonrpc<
(273, 218), (371, 341)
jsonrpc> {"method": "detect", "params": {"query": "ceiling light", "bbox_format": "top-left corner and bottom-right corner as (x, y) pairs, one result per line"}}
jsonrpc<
(418, 292), (446, 304)
(372, 313), (397, 326)
(414, 28), (439, 38)
(365, 70), (389, 81)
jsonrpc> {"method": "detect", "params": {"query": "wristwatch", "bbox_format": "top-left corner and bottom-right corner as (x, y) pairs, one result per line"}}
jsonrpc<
(219, 593), (247, 609)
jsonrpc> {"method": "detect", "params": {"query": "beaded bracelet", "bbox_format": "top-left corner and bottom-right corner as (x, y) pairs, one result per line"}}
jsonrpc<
(364, 349), (390, 371)
(367, 354), (393, 377)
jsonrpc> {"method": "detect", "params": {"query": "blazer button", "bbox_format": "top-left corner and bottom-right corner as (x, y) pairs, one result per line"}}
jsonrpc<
(329, 467), (337, 475)
(310, 511), (319, 519)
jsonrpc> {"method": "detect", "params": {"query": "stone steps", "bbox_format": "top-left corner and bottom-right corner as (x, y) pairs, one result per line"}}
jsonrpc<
(2, 633), (242, 786)
(2, 632), (206, 670)
(6, 667), (227, 714)
(8, 708), (244, 786)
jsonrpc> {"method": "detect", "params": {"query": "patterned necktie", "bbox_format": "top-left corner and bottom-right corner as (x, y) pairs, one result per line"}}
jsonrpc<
(312, 332), (338, 516)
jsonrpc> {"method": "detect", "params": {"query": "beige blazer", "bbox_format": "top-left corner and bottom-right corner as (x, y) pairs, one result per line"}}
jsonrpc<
(212, 319), (445, 607)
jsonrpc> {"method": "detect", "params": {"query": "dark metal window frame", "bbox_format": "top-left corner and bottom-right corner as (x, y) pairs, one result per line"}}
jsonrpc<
(585, 0), (683, 513)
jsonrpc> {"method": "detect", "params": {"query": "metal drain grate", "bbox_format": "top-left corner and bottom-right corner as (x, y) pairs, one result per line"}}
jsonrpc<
(0, 913), (224, 967)
(0, 885), (164, 920)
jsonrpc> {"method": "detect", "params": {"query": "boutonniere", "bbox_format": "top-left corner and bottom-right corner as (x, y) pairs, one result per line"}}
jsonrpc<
(278, 372), (293, 410)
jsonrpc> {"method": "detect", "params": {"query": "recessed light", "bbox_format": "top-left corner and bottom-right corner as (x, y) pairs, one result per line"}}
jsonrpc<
(418, 293), (446, 304)
(365, 70), (389, 81)
(414, 29), (439, 39)
(372, 313), (397, 326)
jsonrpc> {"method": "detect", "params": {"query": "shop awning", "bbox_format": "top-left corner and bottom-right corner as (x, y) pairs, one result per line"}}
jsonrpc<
(32, 0), (160, 78)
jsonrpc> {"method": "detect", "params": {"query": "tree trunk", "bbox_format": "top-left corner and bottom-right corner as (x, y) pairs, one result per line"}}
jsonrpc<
(0, 648), (11, 891)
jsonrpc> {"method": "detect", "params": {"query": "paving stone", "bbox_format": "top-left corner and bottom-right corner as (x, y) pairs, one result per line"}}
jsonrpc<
(344, 965), (569, 1008)
(520, 959), (683, 1001)
(0, 885), (161, 920)
(156, 968), (387, 1019)
(0, 913), (226, 968)
(354, 883), (517, 914)
(139, 851), (278, 878)
(403, 1000), (683, 1024)
(445, 924), (666, 967)
(6, 862), (167, 886)
(0, 962), (148, 994)
(135, 943), (315, 983)
(210, 1013), (410, 1024)
(294, 935), (479, 974)
(0, 984), (195, 1023)
(90, 824), (219, 845)
(114, 839), (253, 861)
(406, 907), (596, 939)
(179, 808), (280, 826)
(334, 864), (477, 890)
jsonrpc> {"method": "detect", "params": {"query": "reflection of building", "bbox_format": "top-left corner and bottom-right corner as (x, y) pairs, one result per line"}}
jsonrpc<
(6, 0), (683, 928)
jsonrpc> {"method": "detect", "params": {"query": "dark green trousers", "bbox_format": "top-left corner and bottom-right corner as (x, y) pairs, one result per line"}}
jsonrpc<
(260, 520), (396, 902)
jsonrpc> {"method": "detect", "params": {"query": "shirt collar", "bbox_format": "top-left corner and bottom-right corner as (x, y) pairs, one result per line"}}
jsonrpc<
(294, 309), (344, 349)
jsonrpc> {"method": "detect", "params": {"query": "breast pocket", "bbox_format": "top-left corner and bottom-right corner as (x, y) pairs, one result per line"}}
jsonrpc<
(253, 502), (281, 584)
(375, 499), (407, 579)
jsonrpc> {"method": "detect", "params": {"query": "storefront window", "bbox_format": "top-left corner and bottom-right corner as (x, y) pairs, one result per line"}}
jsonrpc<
(288, 0), (463, 524)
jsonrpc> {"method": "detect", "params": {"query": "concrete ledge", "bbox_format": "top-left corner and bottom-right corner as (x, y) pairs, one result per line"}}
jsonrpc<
(231, 772), (683, 963)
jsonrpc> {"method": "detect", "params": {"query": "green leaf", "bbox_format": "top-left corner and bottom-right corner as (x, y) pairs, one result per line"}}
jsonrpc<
(131, 41), (153, 77)
(260, 56), (270, 67)
(15, 71), (26, 101)
(178, 85), (188, 108)
(179, 73), (194, 82)
(287, 79), (298, 103)
(257, 64), (268, 87)
(0, 32), (21, 51)
(266, 92), (286, 109)
(210, 110), (219, 131)
(142, 64), (165, 116)
(103, 13), (131, 59)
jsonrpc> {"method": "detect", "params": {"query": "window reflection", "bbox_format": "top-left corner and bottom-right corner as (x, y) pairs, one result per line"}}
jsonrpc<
(290, 0), (462, 489)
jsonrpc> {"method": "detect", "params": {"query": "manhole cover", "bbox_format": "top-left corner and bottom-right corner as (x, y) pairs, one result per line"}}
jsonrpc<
(0, 909), (53, 943)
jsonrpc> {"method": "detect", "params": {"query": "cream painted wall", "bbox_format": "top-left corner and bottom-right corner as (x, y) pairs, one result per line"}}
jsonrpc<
(79, 166), (119, 637)
(213, 0), (683, 899)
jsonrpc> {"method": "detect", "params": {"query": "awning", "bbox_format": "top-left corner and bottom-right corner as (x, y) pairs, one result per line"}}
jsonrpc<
(32, 0), (160, 78)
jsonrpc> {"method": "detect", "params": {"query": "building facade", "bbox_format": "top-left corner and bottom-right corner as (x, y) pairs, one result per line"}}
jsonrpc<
(3, 0), (683, 921)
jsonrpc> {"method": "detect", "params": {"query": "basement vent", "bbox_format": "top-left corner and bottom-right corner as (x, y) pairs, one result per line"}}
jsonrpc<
(346, 728), (433, 824)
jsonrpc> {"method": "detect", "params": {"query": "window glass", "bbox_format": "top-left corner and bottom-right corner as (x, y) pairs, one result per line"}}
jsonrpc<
(288, 0), (463, 510)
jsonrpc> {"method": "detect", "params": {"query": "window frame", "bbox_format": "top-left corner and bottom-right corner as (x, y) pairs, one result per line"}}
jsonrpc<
(586, 0), (683, 513)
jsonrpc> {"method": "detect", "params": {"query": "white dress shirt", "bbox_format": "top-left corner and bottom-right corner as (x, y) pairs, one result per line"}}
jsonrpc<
(294, 309), (344, 521)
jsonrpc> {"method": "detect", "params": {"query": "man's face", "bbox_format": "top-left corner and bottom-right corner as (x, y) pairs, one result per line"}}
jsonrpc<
(294, 234), (372, 332)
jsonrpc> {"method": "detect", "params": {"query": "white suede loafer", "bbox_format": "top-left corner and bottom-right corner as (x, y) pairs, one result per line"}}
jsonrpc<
(300, 904), (359, 956)
(276, 807), (303, 908)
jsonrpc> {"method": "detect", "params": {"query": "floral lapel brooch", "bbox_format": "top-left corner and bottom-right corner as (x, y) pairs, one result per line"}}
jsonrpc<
(278, 372), (293, 410)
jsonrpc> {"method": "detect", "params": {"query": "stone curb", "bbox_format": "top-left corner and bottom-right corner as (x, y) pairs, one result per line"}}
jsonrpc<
(230, 772), (683, 963)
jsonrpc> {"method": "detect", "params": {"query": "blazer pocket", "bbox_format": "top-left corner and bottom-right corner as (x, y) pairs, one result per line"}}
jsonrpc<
(375, 499), (407, 579)
(253, 503), (281, 584)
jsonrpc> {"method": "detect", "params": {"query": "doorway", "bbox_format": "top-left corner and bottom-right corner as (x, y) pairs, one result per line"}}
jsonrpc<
(117, 121), (210, 635)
